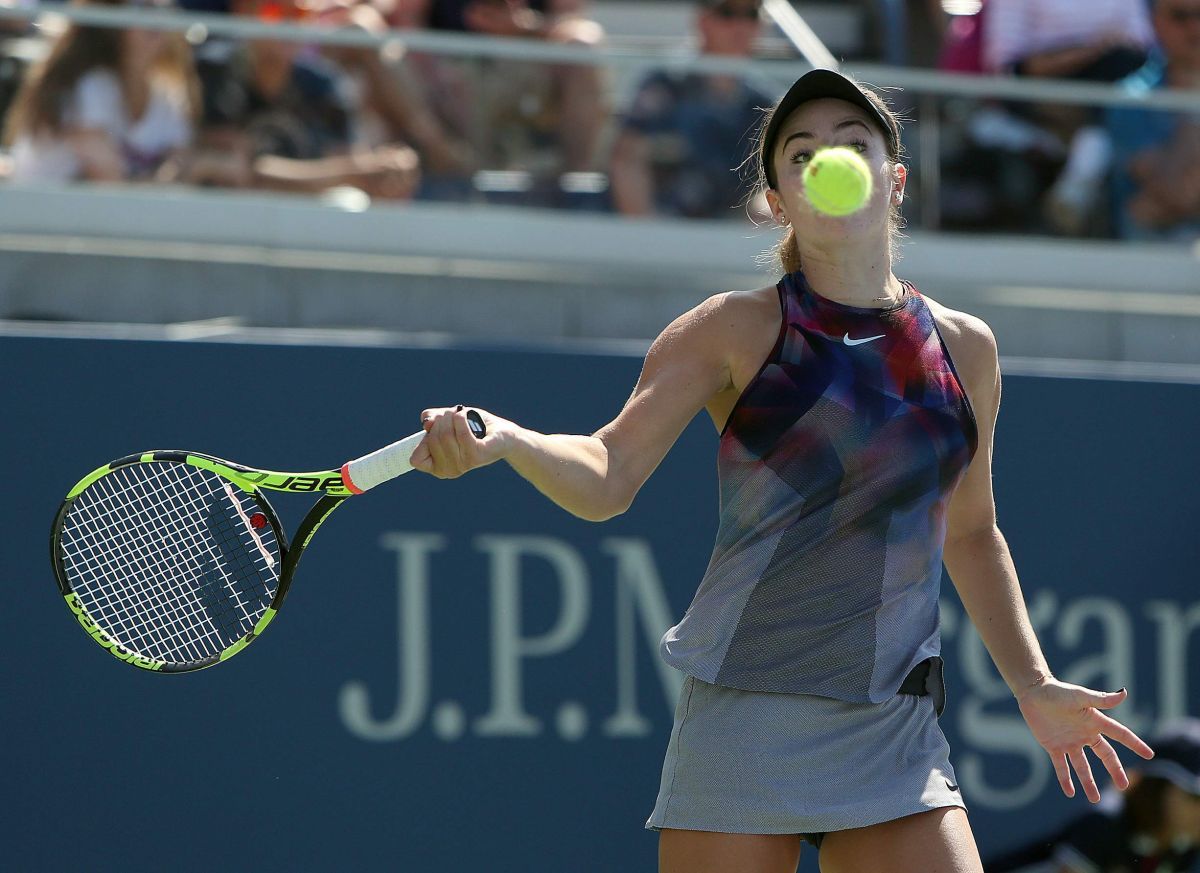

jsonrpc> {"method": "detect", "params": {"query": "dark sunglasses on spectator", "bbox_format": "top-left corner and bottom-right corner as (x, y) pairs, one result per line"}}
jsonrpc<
(1166, 7), (1200, 22)
(711, 5), (761, 21)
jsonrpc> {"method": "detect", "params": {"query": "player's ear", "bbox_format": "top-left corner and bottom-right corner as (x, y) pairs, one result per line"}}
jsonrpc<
(891, 163), (907, 205)
(765, 188), (789, 226)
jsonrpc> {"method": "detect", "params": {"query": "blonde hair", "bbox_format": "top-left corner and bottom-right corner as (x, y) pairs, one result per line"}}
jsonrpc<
(750, 77), (908, 275)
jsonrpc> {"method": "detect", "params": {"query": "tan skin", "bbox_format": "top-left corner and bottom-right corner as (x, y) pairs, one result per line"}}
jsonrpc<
(409, 97), (1155, 873)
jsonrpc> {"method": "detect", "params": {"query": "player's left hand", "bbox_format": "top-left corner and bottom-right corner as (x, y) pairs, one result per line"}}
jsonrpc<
(1017, 679), (1155, 803)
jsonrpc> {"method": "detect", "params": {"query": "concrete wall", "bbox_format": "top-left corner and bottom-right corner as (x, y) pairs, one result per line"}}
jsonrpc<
(1, 184), (1197, 363)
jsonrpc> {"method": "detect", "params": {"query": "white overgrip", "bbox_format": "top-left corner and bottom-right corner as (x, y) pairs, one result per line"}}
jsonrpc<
(340, 430), (425, 494)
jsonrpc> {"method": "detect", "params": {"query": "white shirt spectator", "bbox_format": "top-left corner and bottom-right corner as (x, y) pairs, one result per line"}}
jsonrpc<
(9, 69), (192, 183)
(983, 0), (1155, 74)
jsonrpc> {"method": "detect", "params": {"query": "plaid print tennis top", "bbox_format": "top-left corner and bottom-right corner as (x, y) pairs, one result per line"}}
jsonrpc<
(660, 271), (979, 700)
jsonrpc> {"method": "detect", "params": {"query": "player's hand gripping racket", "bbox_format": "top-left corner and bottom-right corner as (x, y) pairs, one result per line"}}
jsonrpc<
(49, 411), (486, 672)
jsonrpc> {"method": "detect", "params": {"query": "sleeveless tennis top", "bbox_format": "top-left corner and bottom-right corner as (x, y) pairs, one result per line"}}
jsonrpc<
(660, 270), (979, 702)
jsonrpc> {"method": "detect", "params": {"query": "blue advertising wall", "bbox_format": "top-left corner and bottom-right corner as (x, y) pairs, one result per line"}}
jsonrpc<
(2, 334), (1196, 872)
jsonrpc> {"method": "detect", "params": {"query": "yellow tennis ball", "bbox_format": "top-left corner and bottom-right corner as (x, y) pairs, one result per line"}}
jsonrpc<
(802, 147), (874, 216)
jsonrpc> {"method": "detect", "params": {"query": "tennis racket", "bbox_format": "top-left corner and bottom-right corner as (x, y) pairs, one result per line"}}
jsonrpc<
(49, 410), (486, 673)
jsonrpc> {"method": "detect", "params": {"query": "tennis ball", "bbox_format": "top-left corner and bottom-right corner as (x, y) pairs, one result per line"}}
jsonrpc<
(802, 147), (874, 217)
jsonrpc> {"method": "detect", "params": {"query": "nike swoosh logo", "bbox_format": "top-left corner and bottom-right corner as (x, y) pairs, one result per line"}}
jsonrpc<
(945, 779), (960, 792)
(843, 333), (886, 346)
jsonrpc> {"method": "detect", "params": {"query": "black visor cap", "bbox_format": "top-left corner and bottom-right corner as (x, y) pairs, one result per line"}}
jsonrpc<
(760, 69), (900, 189)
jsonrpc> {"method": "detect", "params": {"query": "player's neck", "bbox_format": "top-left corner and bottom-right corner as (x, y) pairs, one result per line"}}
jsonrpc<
(799, 244), (902, 310)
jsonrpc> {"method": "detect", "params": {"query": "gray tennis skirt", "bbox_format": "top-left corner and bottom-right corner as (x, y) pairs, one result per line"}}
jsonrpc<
(645, 674), (966, 843)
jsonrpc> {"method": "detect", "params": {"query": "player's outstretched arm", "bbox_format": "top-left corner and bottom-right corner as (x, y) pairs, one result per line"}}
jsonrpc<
(410, 293), (744, 521)
(939, 313), (1154, 803)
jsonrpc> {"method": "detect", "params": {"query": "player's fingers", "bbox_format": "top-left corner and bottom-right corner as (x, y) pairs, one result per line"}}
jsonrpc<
(408, 411), (439, 473)
(1088, 737), (1129, 791)
(424, 409), (463, 477)
(1068, 746), (1101, 803)
(451, 408), (480, 468)
(434, 410), (467, 475)
(409, 437), (432, 471)
(1096, 711), (1155, 760)
(1085, 687), (1128, 710)
(1052, 752), (1075, 798)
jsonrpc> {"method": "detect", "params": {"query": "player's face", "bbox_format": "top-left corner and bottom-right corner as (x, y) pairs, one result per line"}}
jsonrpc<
(766, 98), (904, 238)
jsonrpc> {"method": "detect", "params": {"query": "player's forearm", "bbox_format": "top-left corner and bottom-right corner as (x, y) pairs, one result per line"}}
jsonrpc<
(942, 525), (1053, 696)
(503, 427), (627, 522)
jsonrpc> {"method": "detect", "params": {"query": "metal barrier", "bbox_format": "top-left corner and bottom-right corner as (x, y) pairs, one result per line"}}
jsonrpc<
(1, 3), (1196, 111)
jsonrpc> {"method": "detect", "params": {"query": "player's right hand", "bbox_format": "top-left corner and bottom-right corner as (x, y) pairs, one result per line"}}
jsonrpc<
(410, 406), (509, 478)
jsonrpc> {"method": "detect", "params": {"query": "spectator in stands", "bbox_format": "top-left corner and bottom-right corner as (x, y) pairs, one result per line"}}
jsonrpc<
(983, 0), (1155, 81)
(609, 0), (771, 219)
(416, 0), (607, 203)
(984, 719), (1200, 873)
(315, 0), (475, 192)
(1106, 0), (1200, 242)
(190, 0), (419, 198)
(981, 0), (1157, 235)
(354, 0), (480, 200)
(2, 0), (199, 184)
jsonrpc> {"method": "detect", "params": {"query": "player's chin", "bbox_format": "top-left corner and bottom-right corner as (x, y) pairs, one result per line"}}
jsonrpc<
(798, 203), (887, 234)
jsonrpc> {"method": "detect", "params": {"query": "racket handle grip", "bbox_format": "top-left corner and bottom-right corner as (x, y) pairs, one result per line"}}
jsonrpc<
(340, 409), (486, 494)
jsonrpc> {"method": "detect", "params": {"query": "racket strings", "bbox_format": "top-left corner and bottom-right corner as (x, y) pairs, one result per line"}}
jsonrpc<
(63, 463), (276, 662)
(58, 461), (281, 666)
(64, 466), (235, 662)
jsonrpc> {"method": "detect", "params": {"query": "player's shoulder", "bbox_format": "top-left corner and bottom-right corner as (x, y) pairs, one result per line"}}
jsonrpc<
(654, 285), (778, 353)
(921, 291), (996, 354)
(920, 290), (997, 372)
(692, 285), (780, 331)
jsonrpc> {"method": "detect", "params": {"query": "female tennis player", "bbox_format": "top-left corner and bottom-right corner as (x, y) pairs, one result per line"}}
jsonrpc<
(409, 69), (1155, 873)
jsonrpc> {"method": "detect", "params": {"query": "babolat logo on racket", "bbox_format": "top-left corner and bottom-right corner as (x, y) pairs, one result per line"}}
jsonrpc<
(64, 593), (165, 672)
(237, 472), (349, 495)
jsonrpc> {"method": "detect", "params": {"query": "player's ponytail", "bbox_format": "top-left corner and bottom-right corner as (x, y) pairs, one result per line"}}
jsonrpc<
(779, 226), (802, 274)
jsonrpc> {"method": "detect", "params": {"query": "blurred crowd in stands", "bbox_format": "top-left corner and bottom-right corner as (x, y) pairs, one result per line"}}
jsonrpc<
(0, 0), (1196, 242)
